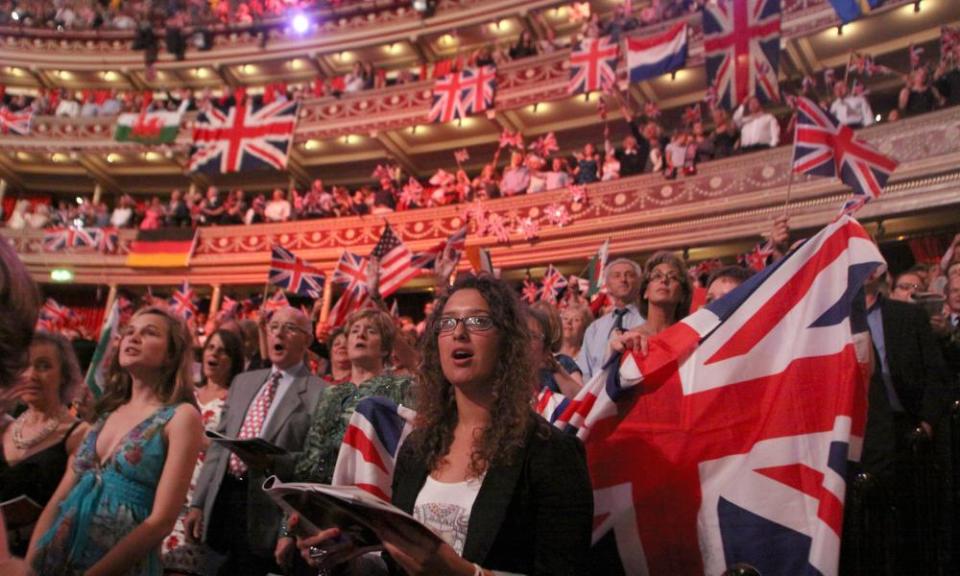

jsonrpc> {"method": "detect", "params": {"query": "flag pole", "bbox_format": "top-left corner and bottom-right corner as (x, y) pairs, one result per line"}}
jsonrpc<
(319, 274), (334, 325)
(783, 110), (800, 216)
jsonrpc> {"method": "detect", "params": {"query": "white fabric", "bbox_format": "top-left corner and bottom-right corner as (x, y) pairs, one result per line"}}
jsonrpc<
(733, 106), (780, 148)
(830, 95), (874, 127)
(264, 199), (291, 222)
(413, 475), (483, 555)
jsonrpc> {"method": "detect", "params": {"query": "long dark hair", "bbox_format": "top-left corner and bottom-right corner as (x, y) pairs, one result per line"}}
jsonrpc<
(201, 329), (245, 388)
(92, 306), (196, 420)
(413, 275), (535, 478)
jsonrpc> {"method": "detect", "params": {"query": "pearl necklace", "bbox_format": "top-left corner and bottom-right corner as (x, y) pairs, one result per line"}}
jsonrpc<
(11, 411), (64, 451)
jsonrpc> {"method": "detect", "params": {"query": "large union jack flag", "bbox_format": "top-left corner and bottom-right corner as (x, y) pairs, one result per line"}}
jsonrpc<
(269, 244), (326, 298)
(552, 216), (882, 575)
(792, 97), (898, 215)
(0, 106), (32, 135)
(428, 66), (497, 124)
(189, 99), (299, 174)
(703, 0), (782, 109)
(568, 36), (619, 96)
(42, 227), (98, 252)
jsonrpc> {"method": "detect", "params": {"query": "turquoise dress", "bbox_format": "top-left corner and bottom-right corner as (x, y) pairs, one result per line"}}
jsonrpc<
(31, 405), (179, 576)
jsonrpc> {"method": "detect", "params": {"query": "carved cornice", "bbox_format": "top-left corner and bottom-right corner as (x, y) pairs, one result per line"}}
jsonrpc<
(7, 105), (960, 287)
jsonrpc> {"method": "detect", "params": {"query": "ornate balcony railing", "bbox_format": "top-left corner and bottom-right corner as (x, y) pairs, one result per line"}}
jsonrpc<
(7, 105), (960, 287)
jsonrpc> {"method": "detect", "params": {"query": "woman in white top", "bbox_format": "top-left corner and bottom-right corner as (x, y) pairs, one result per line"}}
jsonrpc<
(264, 188), (292, 222)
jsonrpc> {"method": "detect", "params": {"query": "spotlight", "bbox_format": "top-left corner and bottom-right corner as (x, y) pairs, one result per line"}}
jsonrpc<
(11, 10), (20, 22)
(413, 0), (437, 18)
(292, 13), (309, 34)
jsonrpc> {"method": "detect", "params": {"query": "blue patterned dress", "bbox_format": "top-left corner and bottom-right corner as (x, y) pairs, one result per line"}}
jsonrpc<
(31, 405), (179, 576)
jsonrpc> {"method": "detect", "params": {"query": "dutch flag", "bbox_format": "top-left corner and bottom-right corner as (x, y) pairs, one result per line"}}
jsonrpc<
(627, 22), (688, 84)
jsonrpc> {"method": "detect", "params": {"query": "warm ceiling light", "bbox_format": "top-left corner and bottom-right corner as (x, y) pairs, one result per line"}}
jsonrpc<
(342, 134), (353, 144)
(55, 70), (72, 79)
(143, 151), (162, 161)
(304, 139), (320, 150)
(102, 70), (119, 81)
(192, 67), (210, 78)
(337, 51), (354, 62)
(106, 153), (120, 163)
(51, 152), (69, 163)
(384, 42), (401, 54)
(289, 59), (304, 70)
(438, 34), (456, 47)
(241, 64), (256, 74)
(17, 151), (31, 161)
(6, 66), (23, 76)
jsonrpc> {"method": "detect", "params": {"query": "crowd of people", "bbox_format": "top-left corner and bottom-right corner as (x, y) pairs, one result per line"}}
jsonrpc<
(1, 212), (959, 575)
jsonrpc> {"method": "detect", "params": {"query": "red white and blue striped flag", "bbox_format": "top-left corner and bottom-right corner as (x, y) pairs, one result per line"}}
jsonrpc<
(551, 216), (882, 575)
(371, 224), (419, 298)
(626, 22), (688, 83)
(269, 244), (326, 298)
(792, 96), (898, 215)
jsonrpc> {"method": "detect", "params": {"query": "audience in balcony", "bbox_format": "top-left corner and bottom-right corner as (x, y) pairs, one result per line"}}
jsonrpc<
(733, 96), (780, 152)
(264, 188), (292, 223)
(934, 43), (960, 108)
(109, 194), (135, 229)
(830, 81), (875, 129)
(509, 30), (539, 61)
(899, 67), (943, 117)
(500, 151), (531, 196)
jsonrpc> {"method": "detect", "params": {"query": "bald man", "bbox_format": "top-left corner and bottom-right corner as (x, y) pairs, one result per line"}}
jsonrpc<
(185, 307), (325, 576)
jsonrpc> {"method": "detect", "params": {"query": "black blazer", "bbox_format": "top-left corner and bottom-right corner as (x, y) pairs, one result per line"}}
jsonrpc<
(879, 297), (952, 426)
(391, 415), (594, 576)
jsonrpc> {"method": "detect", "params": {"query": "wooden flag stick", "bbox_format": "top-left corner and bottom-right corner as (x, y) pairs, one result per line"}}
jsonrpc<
(319, 273), (334, 325)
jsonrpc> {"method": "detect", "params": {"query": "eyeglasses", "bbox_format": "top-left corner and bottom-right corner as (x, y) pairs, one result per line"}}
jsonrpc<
(648, 272), (681, 284)
(437, 315), (495, 334)
(895, 282), (921, 292)
(267, 322), (307, 335)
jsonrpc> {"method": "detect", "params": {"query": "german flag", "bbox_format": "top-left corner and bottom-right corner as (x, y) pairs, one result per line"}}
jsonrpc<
(126, 228), (198, 268)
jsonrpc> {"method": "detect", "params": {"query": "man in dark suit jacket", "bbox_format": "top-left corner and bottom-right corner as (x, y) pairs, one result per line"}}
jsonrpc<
(855, 281), (953, 574)
(184, 307), (325, 576)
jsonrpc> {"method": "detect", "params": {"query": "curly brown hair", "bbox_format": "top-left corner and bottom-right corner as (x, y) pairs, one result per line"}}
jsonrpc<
(413, 275), (535, 478)
(639, 251), (693, 320)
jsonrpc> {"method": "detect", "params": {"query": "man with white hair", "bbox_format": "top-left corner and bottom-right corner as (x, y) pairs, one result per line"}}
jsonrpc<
(576, 258), (646, 379)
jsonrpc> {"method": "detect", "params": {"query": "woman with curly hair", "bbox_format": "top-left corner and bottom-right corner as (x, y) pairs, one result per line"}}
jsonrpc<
(385, 275), (593, 575)
(26, 307), (202, 576)
(637, 250), (693, 335)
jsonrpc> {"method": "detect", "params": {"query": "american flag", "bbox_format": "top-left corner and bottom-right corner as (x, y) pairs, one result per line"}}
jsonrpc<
(791, 97), (898, 214)
(264, 290), (290, 313)
(169, 281), (198, 320)
(703, 0), (782, 109)
(540, 264), (568, 304)
(0, 106), (32, 135)
(428, 66), (497, 124)
(331, 397), (416, 501)
(553, 216), (883, 575)
(568, 36), (619, 96)
(189, 99), (300, 174)
(371, 224), (418, 298)
(411, 226), (468, 271)
(269, 244), (326, 298)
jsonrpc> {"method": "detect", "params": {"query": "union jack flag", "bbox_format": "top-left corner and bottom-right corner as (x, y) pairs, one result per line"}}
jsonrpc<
(792, 97), (898, 214)
(428, 66), (497, 124)
(529, 132), (559, 157)
(568, 36), (619, 96)
(739, 241), (774, 272)
(554, 216), (883, 575)
(333, 251), (369, 288)
(42, 227), (99, 252)
(371, 224), (418, 298)
(169, 281), (198, 320)
(39, 298), (77, 332)
(703, 0), (782, 109)
(0, 106), (32, 135)
(189, 99), (300, 174)
(332, 397), (416, 501)
(217, 295), (240, 322)
(498, 129), (524, 150)
(330, 251), (372, 327)
(540, 264), (568, 304)
(411, 226), (467, 271)
(521, 278), (541, 304)
(264, 290), (290, 313)
(269, 245), (325, 298)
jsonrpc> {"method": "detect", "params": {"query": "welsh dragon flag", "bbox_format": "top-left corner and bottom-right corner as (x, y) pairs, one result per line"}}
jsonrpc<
(114, 109), (183, 144)
(84, 299), (120, 398)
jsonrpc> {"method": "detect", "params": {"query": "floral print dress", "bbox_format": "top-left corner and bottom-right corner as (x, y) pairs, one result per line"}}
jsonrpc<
(161, 394), (226, 574)
(31, 405), (179, 576)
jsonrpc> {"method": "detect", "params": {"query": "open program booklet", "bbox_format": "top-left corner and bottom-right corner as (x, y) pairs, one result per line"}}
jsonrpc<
(262, 476), (442, 564)
(0, 494), (43, 528)
(205, 430), (289, 456)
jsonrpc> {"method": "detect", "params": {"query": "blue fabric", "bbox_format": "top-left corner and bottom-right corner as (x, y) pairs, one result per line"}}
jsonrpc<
(32, 405), (178, 576)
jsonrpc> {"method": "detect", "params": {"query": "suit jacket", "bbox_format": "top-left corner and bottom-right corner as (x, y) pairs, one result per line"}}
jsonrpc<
(191, 364), (325, 554)
(391, 415), (593, 576)
(880, 297), (952, 426)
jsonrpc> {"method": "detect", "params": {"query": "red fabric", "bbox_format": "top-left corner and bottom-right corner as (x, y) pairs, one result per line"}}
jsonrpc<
(3, 195), (51, 221)
(330, 76), (346, 92)
(432, 59), (453, 79)
(311, 78), (326, 97)
(908, 235), (948, 265)
(689, 285), (707, 313)
(73, 306), (107, 338)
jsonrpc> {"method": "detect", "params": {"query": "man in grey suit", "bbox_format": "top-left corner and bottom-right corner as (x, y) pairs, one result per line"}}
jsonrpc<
(184, 306), (325, 576)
